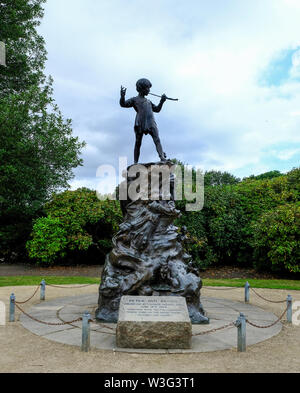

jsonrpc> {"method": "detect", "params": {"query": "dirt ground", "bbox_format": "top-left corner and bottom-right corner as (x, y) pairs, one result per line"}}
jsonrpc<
(0, 263), (104, 278)
(0, 284), (299, 373)
(0, 263), (293, 279)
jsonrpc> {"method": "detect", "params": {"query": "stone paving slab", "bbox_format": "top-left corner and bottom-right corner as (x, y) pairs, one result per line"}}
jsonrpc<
(20, 294), (283, 353)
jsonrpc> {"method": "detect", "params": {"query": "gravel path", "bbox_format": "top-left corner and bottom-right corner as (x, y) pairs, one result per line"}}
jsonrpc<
(0, 285), (299, 373)
(0, 264), (103, 277)
(0, 263), (291, 279)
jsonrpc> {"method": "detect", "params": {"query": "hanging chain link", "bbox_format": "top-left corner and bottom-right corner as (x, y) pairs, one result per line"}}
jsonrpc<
(15, 284), (41, 305)
(203, 286), (241, 291)
(87, 317), (116, 332)
(192, 322), (235, 336)
(46, 283), (96, 289)
(250, 287), (286, 303)
(14, 302), (82, 326)
(246, 305), (288, 329)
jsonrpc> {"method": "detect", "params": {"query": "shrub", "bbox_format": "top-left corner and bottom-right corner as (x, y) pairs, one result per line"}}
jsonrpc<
(204, 186), (248, 266)
(26, 188), (122, 265)
(251, 203), (300, 273)
(176, 167), (300, 272)
(27, 217), (68, 264)
(176, 184), (246, 269)
(175, 207), (217, 269)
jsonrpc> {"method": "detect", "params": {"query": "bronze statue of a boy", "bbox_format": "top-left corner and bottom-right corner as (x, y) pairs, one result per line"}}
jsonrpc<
(120, 78), (167, 164)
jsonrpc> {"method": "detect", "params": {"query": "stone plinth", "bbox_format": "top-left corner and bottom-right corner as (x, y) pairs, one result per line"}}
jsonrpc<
(116, 296), (192, 349)
(96, 161), (209, 325)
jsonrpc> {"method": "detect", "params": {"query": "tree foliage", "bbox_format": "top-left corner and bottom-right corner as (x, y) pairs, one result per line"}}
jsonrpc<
(0, 0), (47, 96)
(176, 167), (300, 274)
(25, 169), (300, 273)
(251, 203), (300, 273)
(0, 84), (84, 216)
(204, 170), (240, 186)
(244, 170), (282, 181)
(0, 0), (85, 259)
(27, 189), (123, 265)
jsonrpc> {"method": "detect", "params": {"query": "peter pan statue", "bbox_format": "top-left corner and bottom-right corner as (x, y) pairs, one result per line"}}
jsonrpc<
(120, 78), (168, 164)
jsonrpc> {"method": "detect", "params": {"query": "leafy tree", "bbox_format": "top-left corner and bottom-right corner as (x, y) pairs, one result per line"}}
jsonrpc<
(203, 186), (248, 265)
(0, 0), (85, 259)
(176, 167), (300, 273)
(244, 170), (282, 181)
(27, 189), (123, 265)
(175, 208), (216, 269)
(204, 170), (240, 186)
(251, 203), (300, 273)
(26, 216), (68, 265)
(174, 164), (242, 268)
(0, 0), (47, 96)
(286, 167), (300, 198)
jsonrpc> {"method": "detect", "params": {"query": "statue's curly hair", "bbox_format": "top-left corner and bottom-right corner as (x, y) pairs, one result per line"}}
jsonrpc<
(136, 78), (152, 93)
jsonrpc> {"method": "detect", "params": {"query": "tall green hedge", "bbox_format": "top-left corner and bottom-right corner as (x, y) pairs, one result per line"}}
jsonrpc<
(26, 169), (300, 274)
(251, 203), (300, 273)
(26, 188), (122, 265)
(176, 167), (300, 274)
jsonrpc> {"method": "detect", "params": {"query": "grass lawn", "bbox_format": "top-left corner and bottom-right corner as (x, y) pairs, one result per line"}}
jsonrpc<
(0, 276), (99, 287)
(203, 278), (300, 291)
(0, 276), (299, 290)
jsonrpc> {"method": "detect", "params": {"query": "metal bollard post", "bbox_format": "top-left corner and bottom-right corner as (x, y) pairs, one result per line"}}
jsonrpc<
(81, 311), (91, 352)
(245, 281), (250, 303)
(236, 313), (247, 352)
(9, 294), (15, 322)
(40, 280), (46, 301)
(287, 295), (292, 323)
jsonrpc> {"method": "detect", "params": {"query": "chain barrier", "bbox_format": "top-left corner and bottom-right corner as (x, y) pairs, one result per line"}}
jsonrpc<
(10, 280), (291, 339)
(202, 286), (241, 291)
(246, 305), (288, 329)
(55, 309), (116, 335)
(14, 284), (41, 305)
(88, 318), (116, 332)
(46, 283), (96, 289)
(14, 301), (82, 326)
(13, 296), (115, 333)
(10, 281), (95, 329)
(192, 322), (235, 336)
(250, 287), (286, 304)
(12, 281), (95, 306)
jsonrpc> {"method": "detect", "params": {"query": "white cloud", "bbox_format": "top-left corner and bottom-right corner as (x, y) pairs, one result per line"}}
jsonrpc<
(290, 49), (300, 79)
(276, 148), (300, 160)
(69, 178), (99, 191)
(38, 0), (300, 189)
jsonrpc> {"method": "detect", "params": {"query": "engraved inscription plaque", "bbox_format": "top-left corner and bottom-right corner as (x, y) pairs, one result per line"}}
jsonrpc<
(116, 296), (192, 349)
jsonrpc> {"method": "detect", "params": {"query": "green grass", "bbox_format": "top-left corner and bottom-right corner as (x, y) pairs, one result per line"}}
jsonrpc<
(0, 276), (99, 288)
(0, 276), (299, 290)
(203, 278), (300, 291)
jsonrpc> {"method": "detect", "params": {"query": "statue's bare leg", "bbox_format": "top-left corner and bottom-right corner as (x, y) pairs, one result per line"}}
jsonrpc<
(149, 127), (166, 161)
(134, 131), (144, 164)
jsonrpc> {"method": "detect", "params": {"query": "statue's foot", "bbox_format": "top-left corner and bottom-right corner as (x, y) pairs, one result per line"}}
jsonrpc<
(160, 153), (168, 162)
(187, 304), (210, 324)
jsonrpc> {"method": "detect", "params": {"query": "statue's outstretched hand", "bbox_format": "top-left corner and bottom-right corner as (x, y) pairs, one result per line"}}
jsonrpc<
(121, 86), (127, 97)
(161, 94), (167, 103)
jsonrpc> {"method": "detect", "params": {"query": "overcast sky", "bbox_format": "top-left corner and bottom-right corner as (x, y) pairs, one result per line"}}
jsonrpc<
(38, 0), (300, 192)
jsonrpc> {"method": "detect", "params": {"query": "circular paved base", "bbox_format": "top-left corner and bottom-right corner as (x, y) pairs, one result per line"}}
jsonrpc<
(20, 294), (282, 353)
